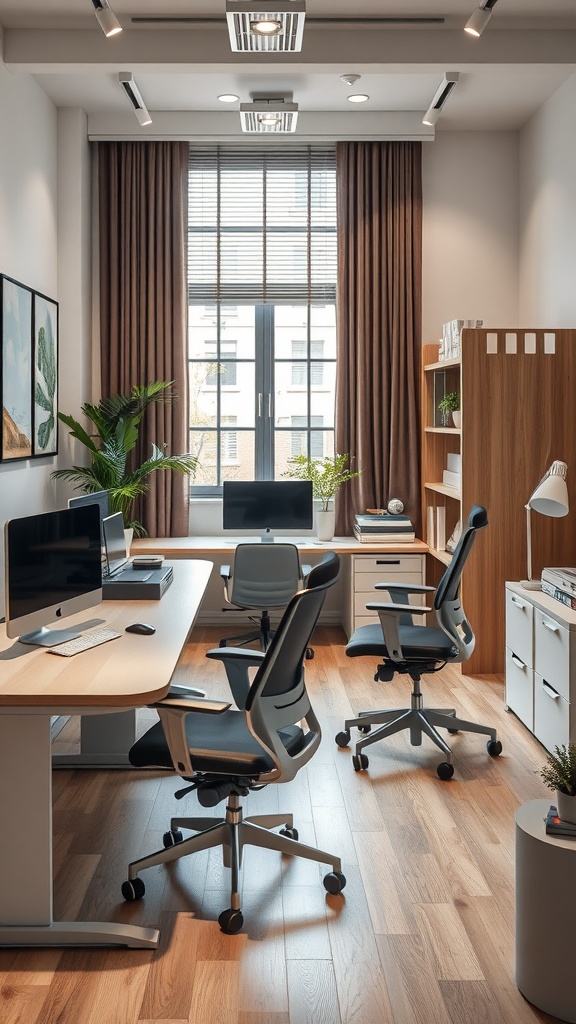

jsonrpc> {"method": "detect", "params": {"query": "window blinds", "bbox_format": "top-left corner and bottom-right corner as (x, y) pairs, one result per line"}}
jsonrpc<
(188, 145), (336, 304)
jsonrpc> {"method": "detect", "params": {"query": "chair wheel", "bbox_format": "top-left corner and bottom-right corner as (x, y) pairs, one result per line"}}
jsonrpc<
(121, 877), (145, 902)
(218, 908), (244, 934)
(448, 728), (459, 735)
(163, 828), (184, 847)
(335, 730), (351, 748)
(323, 871), (347, 895)
(352, 753), (369, 771)
(279, 826), (299, 841)
(487, 739), (502, 757)
(358, 723), (372, 734)
(437, 761), (454, 781)
(305, 648), (314, 660)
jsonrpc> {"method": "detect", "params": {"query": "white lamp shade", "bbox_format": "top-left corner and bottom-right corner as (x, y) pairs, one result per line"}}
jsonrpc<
(528, 465), (569, 518)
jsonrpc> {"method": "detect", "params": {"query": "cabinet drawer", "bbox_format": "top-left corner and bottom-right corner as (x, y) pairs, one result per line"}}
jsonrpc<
(354, 572), (423, 595)
(534, 671), (569, 752)
(505, 647), (534, 731)
(352, 554), (423, 576)
(534, 611), (570, 698)
(506, 589), (534, 668)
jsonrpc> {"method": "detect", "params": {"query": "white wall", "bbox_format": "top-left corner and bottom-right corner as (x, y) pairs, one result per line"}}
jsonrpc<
(422, 132), (520, 346)
(518, 74), (576, 326)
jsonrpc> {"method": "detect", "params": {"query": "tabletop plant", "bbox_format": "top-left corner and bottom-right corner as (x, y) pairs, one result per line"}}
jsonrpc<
(284, 452), (361, 511)
(438, 390), (460, 426)
(52, 380), (198, 536)
(540, 743), (576, 796)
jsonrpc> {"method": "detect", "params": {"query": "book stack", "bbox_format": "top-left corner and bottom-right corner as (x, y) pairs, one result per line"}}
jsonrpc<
(545, 805), (576, 838)
(442, 452), (461, 491)
(541, 567), (576, 611)
(353, 513), (415, 544)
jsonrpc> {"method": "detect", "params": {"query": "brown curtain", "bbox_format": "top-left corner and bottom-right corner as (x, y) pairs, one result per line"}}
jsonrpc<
(98, 141), (190, 536)
(335, 141), (422, 538)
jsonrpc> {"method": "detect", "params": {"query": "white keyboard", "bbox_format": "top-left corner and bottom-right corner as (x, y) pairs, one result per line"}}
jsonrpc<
(47, 627), (122, 657)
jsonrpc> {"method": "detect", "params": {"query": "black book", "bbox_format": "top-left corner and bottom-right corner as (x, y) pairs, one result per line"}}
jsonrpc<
(545, 805), (576, 837)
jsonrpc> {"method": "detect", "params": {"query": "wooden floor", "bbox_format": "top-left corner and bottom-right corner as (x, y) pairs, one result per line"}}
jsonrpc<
(0, 626), (559, 1024)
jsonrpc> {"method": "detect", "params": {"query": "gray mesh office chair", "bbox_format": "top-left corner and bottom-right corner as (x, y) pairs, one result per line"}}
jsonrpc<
(336, 506), (502, 780)
(120, 553), (345, 934)
(219, 542), (311, 652)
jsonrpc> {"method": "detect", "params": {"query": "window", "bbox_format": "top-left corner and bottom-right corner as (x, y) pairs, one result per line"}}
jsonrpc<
(188, 146), (336, 492)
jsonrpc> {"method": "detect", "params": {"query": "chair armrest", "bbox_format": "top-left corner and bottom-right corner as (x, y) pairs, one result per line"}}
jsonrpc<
(374, 582), (435, 594)
(167, 684), (206, 699)
(206, 646), (265, 709)
(366, 603), (432, 664)
(220, 564), (231, 579)
(301, 564), (312, 580)
(366, 602), (432, 615)
(151, 697), (232, 777)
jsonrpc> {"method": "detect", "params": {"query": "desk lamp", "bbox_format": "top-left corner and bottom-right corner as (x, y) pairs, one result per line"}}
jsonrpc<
(522, 460), (569, 590)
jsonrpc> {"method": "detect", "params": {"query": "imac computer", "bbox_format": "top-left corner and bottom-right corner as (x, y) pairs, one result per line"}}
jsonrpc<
(4, 504), (103, 646)
(222, 480), (313, 541)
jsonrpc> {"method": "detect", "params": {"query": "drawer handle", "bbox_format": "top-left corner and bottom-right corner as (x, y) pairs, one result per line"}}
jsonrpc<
(542, 618), (560, 635)
(541, 680), (560, 700)
(376, 560), (401, 565)
(511, 654), (527, 670)
(511, 596), (527, 609)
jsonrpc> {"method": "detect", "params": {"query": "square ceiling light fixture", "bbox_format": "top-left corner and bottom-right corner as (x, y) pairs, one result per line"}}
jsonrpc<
(226, 1), (306, 53)
(239, 98), (299, 132)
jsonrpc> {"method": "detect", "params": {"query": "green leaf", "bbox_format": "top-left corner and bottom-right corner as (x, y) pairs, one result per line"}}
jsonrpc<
(37, 416), (54, 450)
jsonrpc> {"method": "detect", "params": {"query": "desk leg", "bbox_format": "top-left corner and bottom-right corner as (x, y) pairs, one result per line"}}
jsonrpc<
(52, 710), (136, 768)
(0, 714), (158, 948)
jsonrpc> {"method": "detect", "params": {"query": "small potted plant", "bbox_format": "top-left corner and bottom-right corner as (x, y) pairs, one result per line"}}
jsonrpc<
(438, 391), (461, 428)
(284, 453), (361, 541)
(540, 743), (576, 824)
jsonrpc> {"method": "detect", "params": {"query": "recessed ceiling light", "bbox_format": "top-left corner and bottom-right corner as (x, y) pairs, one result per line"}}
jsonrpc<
(218, 93), (240, 103)
(347, 94), (369, 104)
(251, 18), (283, 36)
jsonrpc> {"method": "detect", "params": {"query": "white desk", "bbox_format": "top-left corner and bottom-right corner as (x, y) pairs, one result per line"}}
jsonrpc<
(0, 559), (212, 948)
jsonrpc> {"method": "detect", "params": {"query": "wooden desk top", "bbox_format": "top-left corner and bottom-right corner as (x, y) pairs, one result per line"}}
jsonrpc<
(0, 560), (212, 710)
(133, 536), (428, 558)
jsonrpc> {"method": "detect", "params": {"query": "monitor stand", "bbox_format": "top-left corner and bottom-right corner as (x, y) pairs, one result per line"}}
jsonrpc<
(261, 528), (275, 543)
(18, 626), (81, 647)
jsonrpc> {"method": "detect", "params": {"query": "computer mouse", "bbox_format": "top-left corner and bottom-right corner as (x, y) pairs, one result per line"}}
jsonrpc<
(125, 622), (156, 636)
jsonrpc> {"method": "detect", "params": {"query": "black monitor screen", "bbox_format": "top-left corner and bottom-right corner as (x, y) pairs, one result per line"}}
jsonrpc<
(5, 505), (102, 642)
(222, 480), (313, 532)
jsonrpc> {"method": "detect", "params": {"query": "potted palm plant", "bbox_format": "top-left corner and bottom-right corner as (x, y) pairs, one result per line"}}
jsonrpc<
(284, 453), (361, 541)
(52, 381), (198, 537)
(540, 743), (576, 824)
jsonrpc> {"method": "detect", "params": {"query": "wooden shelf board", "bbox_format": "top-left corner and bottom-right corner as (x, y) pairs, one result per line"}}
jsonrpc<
(425, 427), (461, 435)
(424, 482), (461, 499)
(424, 357), (460, 373)
(427, 547), (452, 567)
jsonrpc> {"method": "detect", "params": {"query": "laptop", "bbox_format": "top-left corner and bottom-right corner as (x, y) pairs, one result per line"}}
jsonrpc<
(102, 513), (154, 582)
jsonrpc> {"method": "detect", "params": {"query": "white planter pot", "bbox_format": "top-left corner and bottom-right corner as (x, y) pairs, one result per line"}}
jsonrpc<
(316, 509), (336, 542)
(124, 528), (134, 558)
(452, 410), (461, 429)
(556, 789), (576, 825)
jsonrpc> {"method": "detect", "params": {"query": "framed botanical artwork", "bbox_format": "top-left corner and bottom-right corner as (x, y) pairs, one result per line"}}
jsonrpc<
(33, 290), (58, 456)
(1, 274), (33, 461)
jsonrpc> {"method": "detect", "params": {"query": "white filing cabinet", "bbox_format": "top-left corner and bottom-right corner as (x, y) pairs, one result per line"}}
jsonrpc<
(505, 583), (576, 751)
(342, 551), (426, 638)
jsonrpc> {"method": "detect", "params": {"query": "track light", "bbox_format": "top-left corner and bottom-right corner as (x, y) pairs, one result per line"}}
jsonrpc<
(465, 0), (498, 38)
(91, 0), (122, 38)
(422, 72), (459, 127)
(118, 73), (152, 127)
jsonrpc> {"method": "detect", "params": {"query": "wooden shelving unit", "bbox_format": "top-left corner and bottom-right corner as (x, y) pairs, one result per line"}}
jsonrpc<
(422, 328), (576, 675)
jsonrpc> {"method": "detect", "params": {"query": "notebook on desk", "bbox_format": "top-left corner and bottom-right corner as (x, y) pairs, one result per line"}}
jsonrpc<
(102, 512), (173, 599)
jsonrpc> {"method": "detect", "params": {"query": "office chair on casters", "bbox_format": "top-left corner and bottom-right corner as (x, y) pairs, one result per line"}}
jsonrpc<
(121, 553), (345, 935)
(219, 542), (313, 656)
(335, 506), (502, 780)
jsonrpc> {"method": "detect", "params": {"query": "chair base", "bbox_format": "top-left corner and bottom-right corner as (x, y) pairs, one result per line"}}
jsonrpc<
(124, 793), (343, 927)
(344, 705), (497, 763)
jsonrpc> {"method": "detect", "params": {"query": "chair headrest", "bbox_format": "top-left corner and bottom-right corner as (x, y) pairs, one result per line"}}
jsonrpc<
(467, 505), (488, 530)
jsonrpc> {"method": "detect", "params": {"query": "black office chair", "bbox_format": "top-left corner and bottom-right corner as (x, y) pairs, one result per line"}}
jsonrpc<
(219, 542), (312, 654)
(335, 506), (502, 780)
(121, 553), (345, 934)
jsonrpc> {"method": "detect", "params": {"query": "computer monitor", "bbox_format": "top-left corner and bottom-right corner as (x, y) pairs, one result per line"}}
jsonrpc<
(222, 480), (314, 541)
(102, 511), (128, 576)
(68, 489), (110, 545)
(4, 504), (103, 646)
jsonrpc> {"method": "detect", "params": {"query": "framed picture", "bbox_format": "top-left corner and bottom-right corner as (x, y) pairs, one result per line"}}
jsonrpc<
(1, 275), (33, 461)
(33, 290), (58, 456)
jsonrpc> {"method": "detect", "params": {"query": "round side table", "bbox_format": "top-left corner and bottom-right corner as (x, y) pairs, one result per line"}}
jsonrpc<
(515, 799), (576, 1023)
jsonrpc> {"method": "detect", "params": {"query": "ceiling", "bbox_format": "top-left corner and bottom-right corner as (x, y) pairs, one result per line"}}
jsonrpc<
(0, 1), (575, 137)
